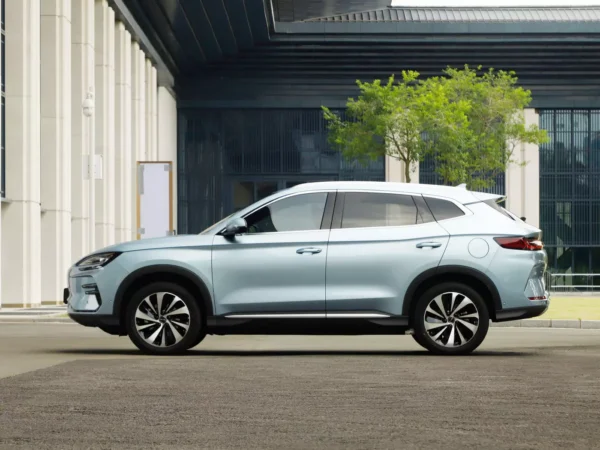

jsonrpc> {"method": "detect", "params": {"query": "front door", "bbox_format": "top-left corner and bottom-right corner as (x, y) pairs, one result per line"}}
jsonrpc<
(212, 191), (333, 316)
(325, 191), (450, 317)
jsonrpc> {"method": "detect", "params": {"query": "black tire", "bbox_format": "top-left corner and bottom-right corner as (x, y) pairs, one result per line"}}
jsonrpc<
(412, 282), (490, 355)
(126, 282), (203, 355)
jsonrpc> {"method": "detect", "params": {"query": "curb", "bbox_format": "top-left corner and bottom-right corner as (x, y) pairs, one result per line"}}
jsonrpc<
(491, 319), (600, 329)
(0, 317), (74, 324)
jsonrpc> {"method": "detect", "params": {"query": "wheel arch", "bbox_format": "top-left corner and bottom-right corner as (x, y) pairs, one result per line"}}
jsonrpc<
(114, 265), (214, 328)
(402, 265), (502, 322)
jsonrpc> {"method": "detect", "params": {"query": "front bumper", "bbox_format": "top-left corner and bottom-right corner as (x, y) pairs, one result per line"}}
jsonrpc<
(68, 312), (121, 328)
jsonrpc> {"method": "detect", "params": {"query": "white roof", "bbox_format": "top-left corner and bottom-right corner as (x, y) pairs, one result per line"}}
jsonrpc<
(288, 181), (502, 204)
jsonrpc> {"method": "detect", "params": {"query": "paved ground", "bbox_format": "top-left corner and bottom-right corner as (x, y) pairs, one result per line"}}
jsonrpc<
(0, 324), (599, 449)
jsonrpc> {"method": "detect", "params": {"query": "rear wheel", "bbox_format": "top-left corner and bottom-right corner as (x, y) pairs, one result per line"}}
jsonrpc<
(126, 282), (203, 355)
(412, 282), (490, 355)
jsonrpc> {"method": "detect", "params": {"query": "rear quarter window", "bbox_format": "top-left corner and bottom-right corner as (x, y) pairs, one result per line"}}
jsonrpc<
(423, 197), (465, 221)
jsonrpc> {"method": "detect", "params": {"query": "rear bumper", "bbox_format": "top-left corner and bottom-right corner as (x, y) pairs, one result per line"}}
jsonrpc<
(494, 302), (549, 322)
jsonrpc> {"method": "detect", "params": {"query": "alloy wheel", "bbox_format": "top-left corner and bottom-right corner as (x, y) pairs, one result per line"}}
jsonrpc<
(134, 292), (191, 348)
(423, 292), (480, 348)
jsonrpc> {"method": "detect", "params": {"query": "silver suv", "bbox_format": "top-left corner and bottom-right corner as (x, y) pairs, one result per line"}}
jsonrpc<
(66, 181), (549, 355)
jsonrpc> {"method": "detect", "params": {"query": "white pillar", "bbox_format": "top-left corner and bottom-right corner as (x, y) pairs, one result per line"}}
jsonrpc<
(1, 0), (42, 307)
(0, 0), (4, 308)
(506, 108), (540, 228)
(40, 0), (72, 305)
(71, 0), (95, 261)
(131, 44), (145, 239)
(114, 23), (132, 243)
(144, 58), (154, 161)
(151, 66), (158, 161)
(94, 0), (115, 249)
(158, 87), (177, 231)
(385, 155), (419, 183)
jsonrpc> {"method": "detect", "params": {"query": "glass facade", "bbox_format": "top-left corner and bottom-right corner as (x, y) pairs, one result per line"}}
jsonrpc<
(178, 109), (385, 233)
(539, 109), (600, 277)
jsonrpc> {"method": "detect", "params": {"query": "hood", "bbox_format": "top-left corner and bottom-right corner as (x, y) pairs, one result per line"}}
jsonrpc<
(96, 234), (213, 253)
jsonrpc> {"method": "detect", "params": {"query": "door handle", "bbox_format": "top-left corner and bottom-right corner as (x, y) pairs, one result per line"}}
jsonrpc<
(416, 242), (442, 249)
(296, 247), (322, 255)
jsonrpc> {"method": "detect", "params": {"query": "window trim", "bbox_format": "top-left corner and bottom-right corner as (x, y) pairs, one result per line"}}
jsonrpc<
(331, 189), (471, 231)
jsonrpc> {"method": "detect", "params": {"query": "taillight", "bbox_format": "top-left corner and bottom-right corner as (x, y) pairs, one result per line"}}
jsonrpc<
(494, 237), (544, 251)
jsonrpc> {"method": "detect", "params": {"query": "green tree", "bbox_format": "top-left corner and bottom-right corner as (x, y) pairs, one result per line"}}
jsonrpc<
(425, 65), (548, 189)
(322, 65), (549, 189)
(322, 71), (470, 183)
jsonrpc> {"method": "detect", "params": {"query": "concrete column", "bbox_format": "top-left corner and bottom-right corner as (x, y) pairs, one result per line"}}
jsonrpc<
(40, 0), (72, 305)
(114, 23), (132, 243)
(71, 0), (95, 262)
(506, 108), (540, 228)
(1, 0), (42, 307)
(151, 66), (158, 161)
(385, 155), (419, 183)
(0, 0), (3, 307)
(131, 44), (146, 239)
(158, 87), (177, 231)
(94, 0), (115, 249)
(144, 58), (154, 162)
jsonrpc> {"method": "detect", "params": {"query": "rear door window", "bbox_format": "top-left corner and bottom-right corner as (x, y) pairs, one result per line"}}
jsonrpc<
(341, 192), (419, 229)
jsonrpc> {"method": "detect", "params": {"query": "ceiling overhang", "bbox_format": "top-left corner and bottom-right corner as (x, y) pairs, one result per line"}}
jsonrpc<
(116, 1), (600, 93)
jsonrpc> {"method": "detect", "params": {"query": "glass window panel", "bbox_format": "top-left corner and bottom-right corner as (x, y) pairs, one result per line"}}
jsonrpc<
(342, 192), (418, 229)
(245, 192), (327, 233)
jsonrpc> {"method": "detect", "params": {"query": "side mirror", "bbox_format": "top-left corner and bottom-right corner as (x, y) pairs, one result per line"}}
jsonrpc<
(520, 217), (527, 222)
(221, 217), (248, 238)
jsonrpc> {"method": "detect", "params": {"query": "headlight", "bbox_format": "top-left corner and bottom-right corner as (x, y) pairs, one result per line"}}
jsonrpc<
(76, 252), (120, 268)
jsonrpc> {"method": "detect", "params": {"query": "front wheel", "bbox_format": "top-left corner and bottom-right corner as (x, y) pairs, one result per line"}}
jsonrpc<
(126, 282), (203, 355)
(412, 282), (490, 355)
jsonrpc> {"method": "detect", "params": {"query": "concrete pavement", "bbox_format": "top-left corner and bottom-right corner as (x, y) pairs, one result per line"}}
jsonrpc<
(0, 325), (600, 449)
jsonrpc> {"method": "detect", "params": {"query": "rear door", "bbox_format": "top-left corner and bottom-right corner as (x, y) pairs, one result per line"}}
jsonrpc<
(325, 191), (450, 317)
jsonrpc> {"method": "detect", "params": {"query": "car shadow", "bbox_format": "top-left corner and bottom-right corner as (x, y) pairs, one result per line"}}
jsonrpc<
(47, 348), (531, 357)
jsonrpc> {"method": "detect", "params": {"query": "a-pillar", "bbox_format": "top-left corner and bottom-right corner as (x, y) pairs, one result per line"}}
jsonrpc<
(385, 155), (419, 183)
(94, 0), (115, 249)
(1, 0), (42, 307)
(131, 44), (146, 239)
(506, 108), (541, 228)
(114, 23), (132, 243)
(40, 0), (72, 305)
(71, 0), (95, 261)
(158, 87), (177, 231)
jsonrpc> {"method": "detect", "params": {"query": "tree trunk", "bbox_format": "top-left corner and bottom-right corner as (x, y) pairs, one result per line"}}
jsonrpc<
(404, 160), (411, 183)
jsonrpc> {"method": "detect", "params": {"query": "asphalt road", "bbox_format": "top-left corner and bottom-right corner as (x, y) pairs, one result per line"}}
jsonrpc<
(0, 324), (599, 449)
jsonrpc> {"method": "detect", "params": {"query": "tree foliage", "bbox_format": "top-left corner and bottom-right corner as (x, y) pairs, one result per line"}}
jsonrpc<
(322, 65), (549, 188)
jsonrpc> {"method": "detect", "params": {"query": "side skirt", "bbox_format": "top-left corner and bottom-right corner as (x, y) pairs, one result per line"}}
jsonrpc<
(205, 315), (409, 336)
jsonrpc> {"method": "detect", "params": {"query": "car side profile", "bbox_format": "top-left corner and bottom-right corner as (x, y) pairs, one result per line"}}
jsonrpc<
(66, 181), (549, 355)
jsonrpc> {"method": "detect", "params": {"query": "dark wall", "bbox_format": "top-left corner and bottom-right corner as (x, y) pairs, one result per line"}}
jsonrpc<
(178, 108), (384, 233)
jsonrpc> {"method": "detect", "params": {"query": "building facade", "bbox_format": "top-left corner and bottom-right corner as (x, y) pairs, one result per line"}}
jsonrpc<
(2, 1), (600, 307)
(0, 0), (177, 307)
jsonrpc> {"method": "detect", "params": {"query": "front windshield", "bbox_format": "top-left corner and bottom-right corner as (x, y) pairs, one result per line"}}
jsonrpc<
(200, 213), (235, 235)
